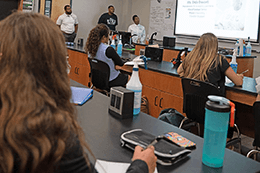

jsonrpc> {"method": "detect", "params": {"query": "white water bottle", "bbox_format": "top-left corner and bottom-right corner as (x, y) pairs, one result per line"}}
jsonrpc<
(111, 37), (116, 50)
(126, 61), (142, 115)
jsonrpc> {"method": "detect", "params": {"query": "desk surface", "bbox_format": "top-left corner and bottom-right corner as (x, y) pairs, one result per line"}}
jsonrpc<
(71, 80), (260, 173)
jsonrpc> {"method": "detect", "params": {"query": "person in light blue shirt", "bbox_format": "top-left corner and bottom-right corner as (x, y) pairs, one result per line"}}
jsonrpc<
(128, 15), (146, 44)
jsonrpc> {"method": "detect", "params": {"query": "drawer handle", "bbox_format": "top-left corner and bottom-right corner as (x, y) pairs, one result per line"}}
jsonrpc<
(154, 96), (158, 106)
(159, 98), (163, 108)
(75, 67), (79, 75)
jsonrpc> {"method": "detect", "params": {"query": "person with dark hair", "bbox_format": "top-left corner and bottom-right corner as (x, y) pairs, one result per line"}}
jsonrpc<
(98, 5), (118, 31)
(128, 15), (146, 44)
(85, 24), (130, 88)
(56, 5), (78, 42)
(0, 12), (156, 173)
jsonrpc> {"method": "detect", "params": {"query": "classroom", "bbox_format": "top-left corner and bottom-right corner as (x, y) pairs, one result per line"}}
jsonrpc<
(1, 0), (260, 172)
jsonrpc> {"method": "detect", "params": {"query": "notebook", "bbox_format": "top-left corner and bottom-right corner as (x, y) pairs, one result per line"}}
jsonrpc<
(70, 86), (93, 106)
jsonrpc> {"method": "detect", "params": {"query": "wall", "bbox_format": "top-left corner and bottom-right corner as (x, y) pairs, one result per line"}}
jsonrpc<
(72, 0), (260, 78)
(39, 0), (70, 22)
(130, 0), (151, 39)
(72, 0), (133, 46)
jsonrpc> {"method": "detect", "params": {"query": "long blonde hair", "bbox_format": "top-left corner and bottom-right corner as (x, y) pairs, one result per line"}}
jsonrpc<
(181, 33), (224, 81)
(0, 12), (91, 173)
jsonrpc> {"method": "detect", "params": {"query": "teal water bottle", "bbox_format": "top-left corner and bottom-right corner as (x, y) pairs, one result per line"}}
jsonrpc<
(202, 96), (231, 168)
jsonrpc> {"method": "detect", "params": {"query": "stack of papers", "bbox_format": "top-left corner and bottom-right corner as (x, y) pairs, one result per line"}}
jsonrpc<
(95, 159), (158, 173)
(70, 86), (93, 105)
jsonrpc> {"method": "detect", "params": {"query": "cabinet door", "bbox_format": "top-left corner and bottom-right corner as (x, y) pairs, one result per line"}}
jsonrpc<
(68, 60), (80, 82)
(142, 85), (161, 118)
(162, 49), (186, 62)
(159, 91), (184, 116)
(135, 45), (146, 55)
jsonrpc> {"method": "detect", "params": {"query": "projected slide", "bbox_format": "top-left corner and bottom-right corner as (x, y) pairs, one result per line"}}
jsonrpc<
(174, 0), (260, 41)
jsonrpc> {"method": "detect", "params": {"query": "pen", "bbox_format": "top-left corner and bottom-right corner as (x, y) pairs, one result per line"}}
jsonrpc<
(143, 138), (158, 150)
(240, 69), (249, 74)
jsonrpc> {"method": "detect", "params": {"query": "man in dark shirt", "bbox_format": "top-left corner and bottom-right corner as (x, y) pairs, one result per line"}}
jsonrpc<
(98, 5), (118, 31)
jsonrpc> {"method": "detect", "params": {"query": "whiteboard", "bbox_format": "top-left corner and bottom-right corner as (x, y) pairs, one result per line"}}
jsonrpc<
(148, 0), (176, 40)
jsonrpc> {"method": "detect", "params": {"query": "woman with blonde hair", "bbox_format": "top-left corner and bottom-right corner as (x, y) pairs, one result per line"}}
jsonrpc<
(85, 24), (129, 88)
(0, 12), (156, 173)
(177, 32), (243, 95)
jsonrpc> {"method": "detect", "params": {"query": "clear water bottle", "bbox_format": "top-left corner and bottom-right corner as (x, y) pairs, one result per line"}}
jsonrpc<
(111, 36), (116, 50)
(230, 48), (238, 73)
(117, 35), (123, 57)
(126, 61), (142, 115)
(245, 37), (252, 56)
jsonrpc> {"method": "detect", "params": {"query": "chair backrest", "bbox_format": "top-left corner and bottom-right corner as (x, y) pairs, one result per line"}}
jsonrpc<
(88, 58), (110, 91)
(181, 78), (222, 124)
(253, 102), (260, 147)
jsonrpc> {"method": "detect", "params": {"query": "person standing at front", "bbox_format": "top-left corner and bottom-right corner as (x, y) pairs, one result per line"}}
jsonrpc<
(98, 5), (118, 31)
(56, 5), (78, 42)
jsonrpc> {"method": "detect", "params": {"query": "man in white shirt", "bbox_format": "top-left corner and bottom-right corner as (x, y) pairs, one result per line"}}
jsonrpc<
(128, 15), (146, 44)
(56, 5), (78, 42)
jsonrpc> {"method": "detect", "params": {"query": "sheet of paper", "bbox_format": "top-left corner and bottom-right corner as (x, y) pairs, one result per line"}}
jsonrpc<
(225, 76), (232, 84)
(95, 159), (158, 173)
(124, 61), (145, 66)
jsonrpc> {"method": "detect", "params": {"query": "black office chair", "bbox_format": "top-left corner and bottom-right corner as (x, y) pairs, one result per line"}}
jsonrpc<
(246, 102), (260, 160)
(88, 58), (110, 96)
(180, 78), (241, 152)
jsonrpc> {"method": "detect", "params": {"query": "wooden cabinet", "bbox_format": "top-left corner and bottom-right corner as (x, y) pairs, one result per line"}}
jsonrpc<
(139, 68), (184, 118)
(135, 45), (146, 55)
(163, 49), (186, 62)
(67, 49), (91, 87)
(226, 56), (255, 77)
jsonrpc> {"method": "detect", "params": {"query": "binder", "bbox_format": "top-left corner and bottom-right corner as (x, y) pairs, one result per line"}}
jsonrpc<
(70, 86), (93, 106)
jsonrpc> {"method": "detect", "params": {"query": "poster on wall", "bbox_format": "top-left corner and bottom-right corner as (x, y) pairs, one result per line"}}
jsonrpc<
(148, 0), (176, 40)
(23, 0), (34, 12)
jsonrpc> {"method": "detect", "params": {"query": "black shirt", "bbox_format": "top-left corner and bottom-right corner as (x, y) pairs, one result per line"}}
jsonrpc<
(98, 13), (118, 31)
(105, 46), (124, 66)
(206, 56), (230, 96)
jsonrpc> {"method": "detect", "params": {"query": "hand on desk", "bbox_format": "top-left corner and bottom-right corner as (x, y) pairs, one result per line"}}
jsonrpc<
(132, 145), (157, 173)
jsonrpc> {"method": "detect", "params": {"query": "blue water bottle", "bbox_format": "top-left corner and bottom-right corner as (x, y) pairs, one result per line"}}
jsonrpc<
(202, 96), (231, 168)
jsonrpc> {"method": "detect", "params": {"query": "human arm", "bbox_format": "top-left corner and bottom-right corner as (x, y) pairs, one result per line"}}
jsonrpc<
(126, 146), (157, 173)
(98, 14), (105, 24)
(177, 63), (184, 76)
(225, 67), (243, 86)
(256, 94), (260, 101)
(105, 46), (124, 66)
(75, 24), (78, 33)
(56, 16), (62, 29)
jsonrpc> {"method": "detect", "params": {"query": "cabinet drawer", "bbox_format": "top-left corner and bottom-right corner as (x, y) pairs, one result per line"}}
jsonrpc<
(159, 91), (184, 115)
(68, 49), (88, 66)
(162, 49), (186, 62)
(139, 68), (183, 97)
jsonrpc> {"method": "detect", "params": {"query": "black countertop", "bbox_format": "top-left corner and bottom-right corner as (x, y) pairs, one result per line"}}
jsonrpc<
(67, 46), (257, 96)
(71, 80), (260, 173)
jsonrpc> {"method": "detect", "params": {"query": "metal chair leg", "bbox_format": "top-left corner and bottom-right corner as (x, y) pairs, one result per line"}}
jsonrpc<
(196, 123), (200, 136)
(179, 117), (188, 128)
(247, 149), (260, 160)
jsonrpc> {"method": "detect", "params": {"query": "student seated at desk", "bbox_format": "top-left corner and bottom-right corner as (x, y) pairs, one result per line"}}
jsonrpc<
(0, 12), (156, 173)
(177, 33), (243, 139)
(177, 32), (243, 96)
(85, 24), (129, 88)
